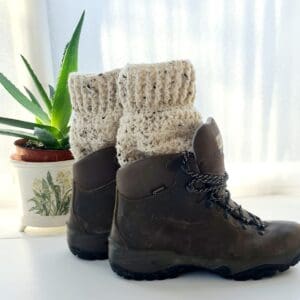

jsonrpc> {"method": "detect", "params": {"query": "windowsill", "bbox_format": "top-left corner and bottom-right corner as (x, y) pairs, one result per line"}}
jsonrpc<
(0, 206), (66, 238)
(1, 194), (300, 300)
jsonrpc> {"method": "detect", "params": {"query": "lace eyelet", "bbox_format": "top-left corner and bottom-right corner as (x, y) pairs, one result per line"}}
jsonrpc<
(210, 192), (218, 200)
(181, 152), (195, 175)
(260, 223), (266, 230)
(181, 158), (264, 230)
(185, 182), (194, 193)
(181, 163), (189, 175)
(242, 217), (248, 223)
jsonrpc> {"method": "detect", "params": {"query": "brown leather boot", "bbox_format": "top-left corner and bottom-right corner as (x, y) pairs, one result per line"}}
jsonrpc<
(109, 118), (300, 280)
(67, 147), (119, 260)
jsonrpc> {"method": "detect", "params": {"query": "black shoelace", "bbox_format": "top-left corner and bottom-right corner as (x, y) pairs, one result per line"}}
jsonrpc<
(182, 152), (265, 234)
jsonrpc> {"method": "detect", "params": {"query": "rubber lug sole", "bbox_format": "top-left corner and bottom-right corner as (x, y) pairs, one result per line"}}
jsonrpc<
(110, 253), (300, 281)
(67, 227), (109, 261)
(69, 246), (108, 260)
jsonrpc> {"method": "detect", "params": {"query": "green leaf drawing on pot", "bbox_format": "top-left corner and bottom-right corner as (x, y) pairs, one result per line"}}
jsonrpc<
(29, 171), (72, 216)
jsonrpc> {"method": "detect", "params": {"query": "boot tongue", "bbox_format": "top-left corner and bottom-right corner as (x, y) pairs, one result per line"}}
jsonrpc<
(192, 117), (225, 175)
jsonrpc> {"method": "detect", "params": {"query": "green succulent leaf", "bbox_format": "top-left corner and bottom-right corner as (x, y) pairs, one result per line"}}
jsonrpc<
(24, 86), (43, 110)
(23, 87), (50, 126)
(20, 55), (52, 113)
(0, 128), (38, 140)
(59, 136), (70, 149)
(33, 127), (60, 148)
(61, 126), (70, 136)
(51, 11), (85, 131)
(48, 84), (55, 99)
(0, 117), (63, 139)
(0, 73), (50, 124)
(35, 118), (43, 124)
(24, 87), (44, 125)
(60, 42), (70, 67)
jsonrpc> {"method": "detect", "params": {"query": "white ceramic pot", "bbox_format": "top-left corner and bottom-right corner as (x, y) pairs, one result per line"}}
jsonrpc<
(11, 159), (74, 231)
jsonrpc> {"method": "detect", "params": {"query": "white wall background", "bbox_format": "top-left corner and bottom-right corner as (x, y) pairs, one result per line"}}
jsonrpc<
(0, 0), (300, 202)
(46, 0), (300, 163)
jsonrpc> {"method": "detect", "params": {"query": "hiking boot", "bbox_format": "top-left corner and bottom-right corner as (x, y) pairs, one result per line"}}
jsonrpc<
(109, 118), (300, 280)
(67, 147), (119, 260)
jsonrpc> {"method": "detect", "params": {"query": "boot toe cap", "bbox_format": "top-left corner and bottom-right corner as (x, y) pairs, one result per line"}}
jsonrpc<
(265, 220), (300, 263)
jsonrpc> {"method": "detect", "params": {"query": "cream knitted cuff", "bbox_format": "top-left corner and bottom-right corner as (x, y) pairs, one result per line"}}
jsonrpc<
(68, 69), (122, 160)
(116, 60), (202, 166)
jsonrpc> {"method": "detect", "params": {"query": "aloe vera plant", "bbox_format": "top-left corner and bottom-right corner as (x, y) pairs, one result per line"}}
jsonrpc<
(0, 12), (85, 150)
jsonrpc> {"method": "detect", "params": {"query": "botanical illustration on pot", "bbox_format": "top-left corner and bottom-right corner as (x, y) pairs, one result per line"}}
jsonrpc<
(29, 170), (72, 216)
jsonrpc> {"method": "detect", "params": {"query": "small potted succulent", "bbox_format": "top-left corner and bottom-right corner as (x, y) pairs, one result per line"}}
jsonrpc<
(0, 12), (85, 231)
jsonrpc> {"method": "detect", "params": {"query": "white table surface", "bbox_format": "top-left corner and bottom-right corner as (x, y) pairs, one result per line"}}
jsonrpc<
(1, 195), (300, 300)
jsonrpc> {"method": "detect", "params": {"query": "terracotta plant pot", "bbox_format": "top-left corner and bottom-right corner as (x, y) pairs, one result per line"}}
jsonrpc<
(11, 139), (73, 162)
(10, 139), (74, 232)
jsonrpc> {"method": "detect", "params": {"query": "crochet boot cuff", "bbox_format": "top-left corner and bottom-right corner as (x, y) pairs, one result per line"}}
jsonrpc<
(117, 60), (201, 165)
(68, 69), (122, 159)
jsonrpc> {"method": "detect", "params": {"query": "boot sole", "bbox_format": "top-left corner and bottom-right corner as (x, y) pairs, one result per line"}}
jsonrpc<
(67, 227), (109, 260)
(109, 241), (300, 281)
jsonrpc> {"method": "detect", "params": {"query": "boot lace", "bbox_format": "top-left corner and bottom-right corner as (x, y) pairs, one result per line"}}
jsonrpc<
(182, 152), (265, 233)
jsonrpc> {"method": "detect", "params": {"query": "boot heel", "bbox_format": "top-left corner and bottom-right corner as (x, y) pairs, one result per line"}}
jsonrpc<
(109, 239), (187, 280)
(67, 227), (109, 260)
